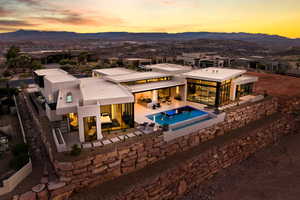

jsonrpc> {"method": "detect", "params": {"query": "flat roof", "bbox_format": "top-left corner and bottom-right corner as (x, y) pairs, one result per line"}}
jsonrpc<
(126, 80), (185, 93)
(45, 74), (78, 83)
(124, 58), (151, 61)
(233, 75), (258, 85)
(93, 68), (135, 76)
(34, 68), (68, 76)
(145, 63), (192, 72)
(183, 67), (246, 82)
(104, 72), (170, 83)
(79, 78), (134, 104)
(56, 87), (82, 114)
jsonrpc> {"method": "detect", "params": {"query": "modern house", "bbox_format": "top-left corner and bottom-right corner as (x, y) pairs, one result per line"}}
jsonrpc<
(177, 52), (232, 68)
(183, 67), (258, 107)
(33, 64), (258, 149)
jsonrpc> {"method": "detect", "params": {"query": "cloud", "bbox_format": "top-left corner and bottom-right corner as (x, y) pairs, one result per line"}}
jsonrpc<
(16, 0), (41, 6)
(0, 20), (37, 27)
(0, 7), (12, 17)
(30, 9), (123, 26)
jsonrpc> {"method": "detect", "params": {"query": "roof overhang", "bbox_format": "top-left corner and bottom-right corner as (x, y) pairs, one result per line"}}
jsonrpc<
(127, 80), (185, 93)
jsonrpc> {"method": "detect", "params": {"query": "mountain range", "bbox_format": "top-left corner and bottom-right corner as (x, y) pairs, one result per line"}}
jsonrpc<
(1, 30), (300, 49)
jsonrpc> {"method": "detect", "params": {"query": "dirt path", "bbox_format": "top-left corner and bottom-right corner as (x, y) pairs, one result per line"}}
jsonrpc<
(181, 132), (300, 200)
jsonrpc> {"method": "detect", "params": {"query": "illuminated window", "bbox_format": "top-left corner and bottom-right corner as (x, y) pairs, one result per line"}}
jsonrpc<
(83, 116), (97, 141)
(100, 103), (134, 132)
(68, 113), (78, 131)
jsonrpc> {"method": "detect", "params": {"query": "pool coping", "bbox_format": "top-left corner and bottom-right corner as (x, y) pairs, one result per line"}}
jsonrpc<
(146, 105), (210, 126)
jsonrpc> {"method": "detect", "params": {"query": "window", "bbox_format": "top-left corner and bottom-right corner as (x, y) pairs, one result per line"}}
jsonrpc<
(187, 80), (217, 106)
(100, 103), (134, 132)
(68, 113), (78, 131)
(122, 77), (171, 85)
(66, 92), (73, 103)
(236, 83), (254, 98)
(187, 79), (232, 107)
(158, 88), (171, 99)
(83, 116), (97, 141)
(218, 80), (231, 106)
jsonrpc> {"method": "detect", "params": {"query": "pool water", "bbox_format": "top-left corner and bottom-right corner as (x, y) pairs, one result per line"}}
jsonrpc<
(147, 106), (208, 125)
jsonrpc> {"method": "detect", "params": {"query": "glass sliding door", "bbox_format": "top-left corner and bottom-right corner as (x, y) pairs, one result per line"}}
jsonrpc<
(83, 116), (97, 141)
(158, 88), (171, 99)
(187, 79), (217, 106)
(236, 83), (254, 99)
(100, 103), (134, 132)
(218, 80), (232, 106)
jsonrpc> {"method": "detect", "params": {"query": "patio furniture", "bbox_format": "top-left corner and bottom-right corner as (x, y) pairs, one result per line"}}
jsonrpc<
(137, 122), (148, 131)
(156, 103), (161, 108)
(152, 104), (156, 109)
(149, 123), (155, 127)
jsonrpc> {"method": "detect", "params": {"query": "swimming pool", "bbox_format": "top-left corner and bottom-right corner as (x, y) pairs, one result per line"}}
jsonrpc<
(146, 106), (208, 125)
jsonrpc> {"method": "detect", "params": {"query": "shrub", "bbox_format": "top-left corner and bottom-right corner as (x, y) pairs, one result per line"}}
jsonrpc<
(70, 144), (81, 156)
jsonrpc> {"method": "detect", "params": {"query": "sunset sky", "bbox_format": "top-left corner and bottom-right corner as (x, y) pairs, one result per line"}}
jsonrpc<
(0, 0), (299, 38)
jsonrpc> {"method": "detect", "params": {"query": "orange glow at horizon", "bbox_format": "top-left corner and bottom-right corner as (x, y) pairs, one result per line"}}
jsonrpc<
(0, 0), (299, 38)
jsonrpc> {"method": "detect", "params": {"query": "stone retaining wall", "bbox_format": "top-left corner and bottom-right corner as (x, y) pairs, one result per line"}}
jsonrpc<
(16, 95), (280, 200)
(52, 97), (278, 189)
(107, 113), (299, 200)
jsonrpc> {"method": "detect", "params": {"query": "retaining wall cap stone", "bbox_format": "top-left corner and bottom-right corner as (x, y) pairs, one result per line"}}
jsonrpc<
(32, 184), (46, 193)
(48, 181), (66, 191)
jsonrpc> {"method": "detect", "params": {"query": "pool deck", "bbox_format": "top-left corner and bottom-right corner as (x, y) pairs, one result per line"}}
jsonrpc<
(134, 100), (207, 124)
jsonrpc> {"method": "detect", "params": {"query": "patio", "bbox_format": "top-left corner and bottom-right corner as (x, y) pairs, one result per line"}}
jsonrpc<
(53, 126), (156, 152)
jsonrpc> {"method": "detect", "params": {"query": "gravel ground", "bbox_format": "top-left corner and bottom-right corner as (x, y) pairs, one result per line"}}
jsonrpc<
(181, 132), (300, 200)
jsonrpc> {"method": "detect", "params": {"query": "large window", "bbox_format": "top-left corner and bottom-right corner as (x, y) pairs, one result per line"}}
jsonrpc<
(236, 83), (254, 98)
(83, 116), (97, 141)
(122, 77), (171, 86)
(218, 80), (232, 106)
(100, 103), (134, 132)
(187, 79), (217, 106)
(158, 88), (171, 99)
(68, 113), (78, 132)
(187, 79), (232, 107)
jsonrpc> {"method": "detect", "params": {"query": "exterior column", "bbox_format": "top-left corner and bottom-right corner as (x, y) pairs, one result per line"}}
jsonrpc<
(78, 116), (85, 142)
(184, 81), (188, 103)
(215, 82), (221, 107)
(231, 83), (237, 101)
(152, 90), (158, 103)
(96, 115), (103, 140)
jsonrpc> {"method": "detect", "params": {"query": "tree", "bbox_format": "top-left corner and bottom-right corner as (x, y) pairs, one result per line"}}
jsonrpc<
(5, 46), (20, 62)
(78, 52), (89, 65)
(15, 54), (32, 68)
(31, 60), (43, 70)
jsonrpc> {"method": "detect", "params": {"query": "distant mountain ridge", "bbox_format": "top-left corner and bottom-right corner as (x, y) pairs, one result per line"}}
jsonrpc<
(1, 29), (300, 49)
